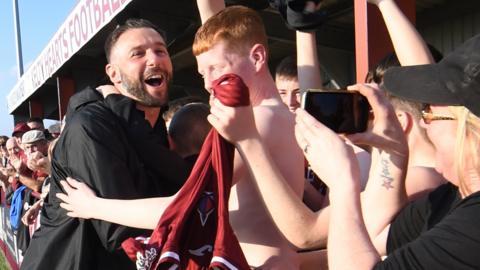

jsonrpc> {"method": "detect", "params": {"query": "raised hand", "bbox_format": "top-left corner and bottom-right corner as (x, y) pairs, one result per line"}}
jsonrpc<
(21, 199), (43, 225)
(56, 177), (98, 219)
(27, 151), (50, 174)
(207, 97), (258, 145)
(345, 84), (408, 157)
(9, 155), (23, 172)
(295, 108), (360, 190)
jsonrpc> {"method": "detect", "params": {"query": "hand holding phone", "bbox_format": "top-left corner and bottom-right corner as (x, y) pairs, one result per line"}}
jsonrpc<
(301, 89), (370, 134)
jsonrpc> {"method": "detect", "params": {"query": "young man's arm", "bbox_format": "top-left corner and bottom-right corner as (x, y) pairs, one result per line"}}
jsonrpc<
(296, 31), (323, 90)
(369, 0), (434, 65)
(196, 0), (225, 23)
(57, 177), (174, 230)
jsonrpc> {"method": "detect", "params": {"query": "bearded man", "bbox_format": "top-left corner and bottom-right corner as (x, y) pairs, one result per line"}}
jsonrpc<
(21, 19), (188, 270)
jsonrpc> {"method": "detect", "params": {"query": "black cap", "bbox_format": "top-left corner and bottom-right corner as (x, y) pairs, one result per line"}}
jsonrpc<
(383, 34), (480, 117)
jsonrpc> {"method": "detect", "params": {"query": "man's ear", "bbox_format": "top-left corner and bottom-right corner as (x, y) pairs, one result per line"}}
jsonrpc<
(105, 64), (121, 84)
(250, 44), (267, 72)
(396, 110), (413, 134)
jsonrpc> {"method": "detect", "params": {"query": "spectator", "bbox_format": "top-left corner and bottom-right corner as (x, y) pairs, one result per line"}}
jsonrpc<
(367, 53), (447, 201)
(275, 55), (302, 112)
(21, 18), (188, 270)
(0, 136), (9, 187)
(0, 135), (8, 167)
(22, 130), (50, 178)
(162, 96), (207, 129)
(28, 117), (55, 141)
(168, 103), (211, 172)
(275, 29), (323, 113)
(47, 123), (61, 139)
(316, 33), (480, 270)
(26, 117), (45, 131)
(6, 134), (41, 193)
(11, 122), (30, 144)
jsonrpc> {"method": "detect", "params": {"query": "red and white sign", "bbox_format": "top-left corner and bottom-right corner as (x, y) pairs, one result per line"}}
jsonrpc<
(7, 0), (133, 113)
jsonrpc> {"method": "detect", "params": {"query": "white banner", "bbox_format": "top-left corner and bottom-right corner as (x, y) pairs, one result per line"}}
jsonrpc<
(7, 0), (134, 113)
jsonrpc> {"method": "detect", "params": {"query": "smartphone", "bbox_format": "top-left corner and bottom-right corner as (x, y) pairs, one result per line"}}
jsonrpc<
(301, 89), (370, 134)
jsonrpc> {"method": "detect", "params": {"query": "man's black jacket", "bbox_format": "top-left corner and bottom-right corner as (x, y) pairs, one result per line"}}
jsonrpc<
(21, 87), (188, 270)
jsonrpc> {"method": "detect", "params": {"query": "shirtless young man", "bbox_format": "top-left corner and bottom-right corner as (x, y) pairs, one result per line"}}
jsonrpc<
(193, 5), (305, 268)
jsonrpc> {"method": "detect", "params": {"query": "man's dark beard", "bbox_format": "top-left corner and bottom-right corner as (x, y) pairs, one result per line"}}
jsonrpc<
(120, 70), (170, 107)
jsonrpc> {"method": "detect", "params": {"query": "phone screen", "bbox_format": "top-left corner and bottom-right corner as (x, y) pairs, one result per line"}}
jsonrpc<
(302, 90), (369, 134)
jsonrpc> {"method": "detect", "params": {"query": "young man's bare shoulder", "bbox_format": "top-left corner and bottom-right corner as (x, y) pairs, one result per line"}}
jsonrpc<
(252, 104), (294, 127)
(252, 104), (296, 145)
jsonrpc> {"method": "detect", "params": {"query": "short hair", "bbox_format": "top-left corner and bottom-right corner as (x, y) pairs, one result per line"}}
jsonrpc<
(367, 53), (424, 118)
(168, 103), (211, 156)
(193, 6), (268, 56)
(104, 18), (167, 62)
(27, 117), (43, 125)
(163, 96), (207, 124)
(275, 55), (298, 80)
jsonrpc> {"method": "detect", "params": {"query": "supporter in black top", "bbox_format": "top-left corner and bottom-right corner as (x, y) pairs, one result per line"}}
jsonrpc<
(21, 19), (188, 270)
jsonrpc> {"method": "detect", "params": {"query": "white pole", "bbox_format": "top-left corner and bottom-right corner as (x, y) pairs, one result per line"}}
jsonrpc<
(12, 0), (24, 78)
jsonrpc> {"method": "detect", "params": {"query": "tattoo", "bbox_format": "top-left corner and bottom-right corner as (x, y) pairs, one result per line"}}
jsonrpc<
(380, 158), (394, 190)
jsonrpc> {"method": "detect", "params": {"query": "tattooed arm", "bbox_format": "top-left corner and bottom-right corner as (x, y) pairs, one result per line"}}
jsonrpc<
(360, 150), (408, 255)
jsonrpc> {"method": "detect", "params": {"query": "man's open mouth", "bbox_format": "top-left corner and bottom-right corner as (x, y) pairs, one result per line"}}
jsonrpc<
(144, 74), (164, 87)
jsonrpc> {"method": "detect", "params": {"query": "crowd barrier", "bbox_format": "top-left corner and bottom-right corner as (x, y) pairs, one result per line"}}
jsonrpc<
(0, 189), (21, 270)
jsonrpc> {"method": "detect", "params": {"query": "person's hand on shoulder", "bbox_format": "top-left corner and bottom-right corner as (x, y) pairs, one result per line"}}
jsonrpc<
(96, 85), (121, 98)
(56, 177), (98, 219)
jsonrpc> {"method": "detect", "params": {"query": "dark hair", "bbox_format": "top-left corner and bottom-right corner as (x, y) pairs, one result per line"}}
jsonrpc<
(104, 18), (167, 62)
(365, 53), (422, 119)
(27, 117), (44, 125)
(275, 55), (298, 80)
(168, 103), (211, 156)
(163, 96), (207, 123)
(365, 53), (400, 84)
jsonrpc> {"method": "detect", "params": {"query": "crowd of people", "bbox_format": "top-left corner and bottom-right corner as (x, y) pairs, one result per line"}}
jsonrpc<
(0, 118), (60, 256)
(0, 0), (479, 269)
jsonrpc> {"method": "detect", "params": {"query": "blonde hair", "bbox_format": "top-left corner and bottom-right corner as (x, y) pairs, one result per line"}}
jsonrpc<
(450, 106), (480, 195)
(192, 6), (268, 57)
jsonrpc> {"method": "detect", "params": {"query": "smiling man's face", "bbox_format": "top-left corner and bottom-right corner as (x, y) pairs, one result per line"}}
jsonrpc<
(106, 27), (173, 107)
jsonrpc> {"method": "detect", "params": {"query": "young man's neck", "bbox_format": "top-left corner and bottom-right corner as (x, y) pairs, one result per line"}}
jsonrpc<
(136, 104), (161, 128)
(248, 73), (281, 106)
